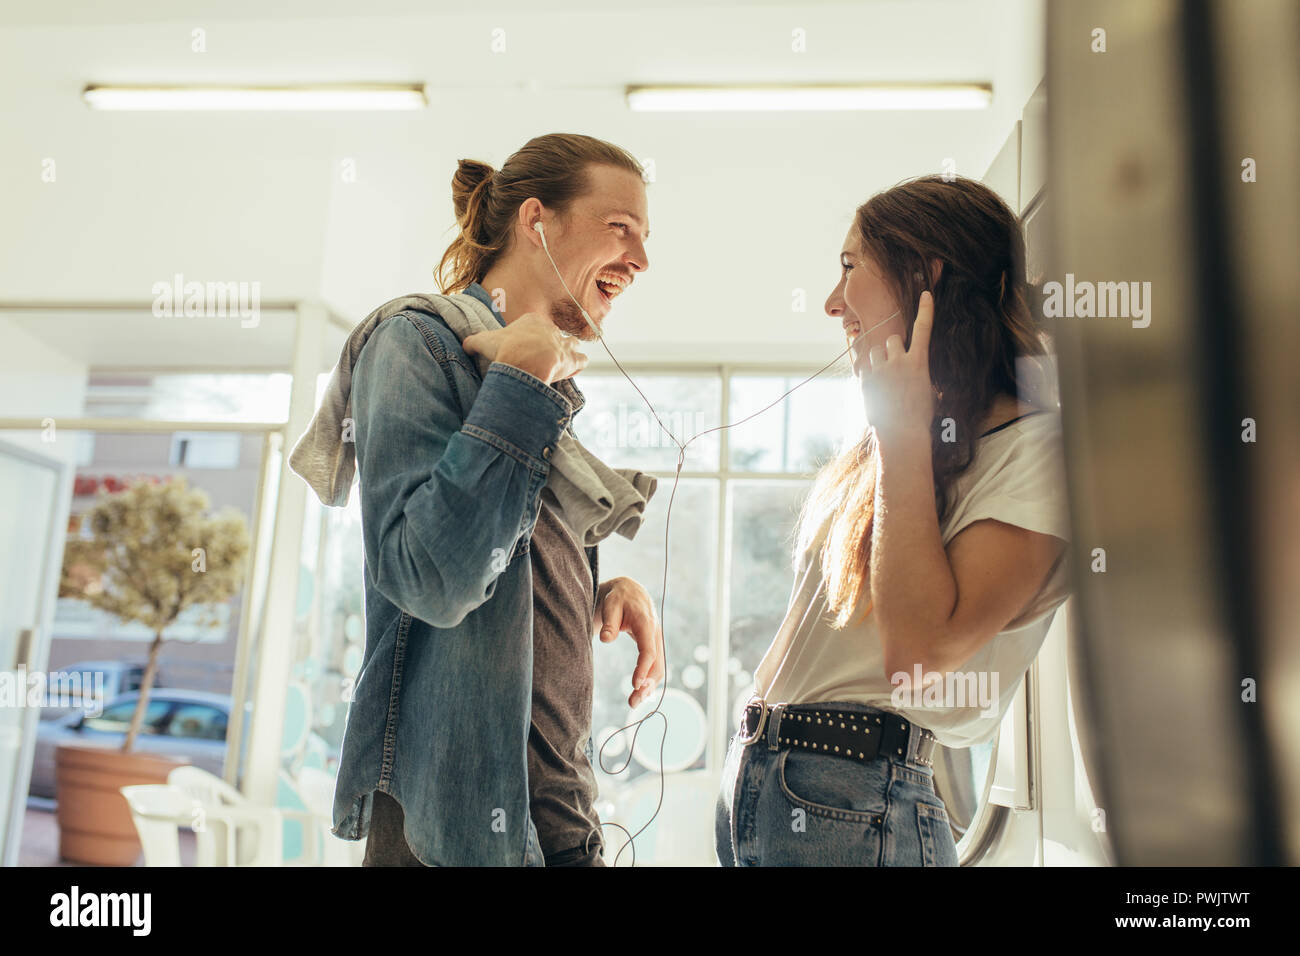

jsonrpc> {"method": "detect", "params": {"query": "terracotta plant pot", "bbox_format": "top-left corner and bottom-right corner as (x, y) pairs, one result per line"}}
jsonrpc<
(54, 743), (186, 866)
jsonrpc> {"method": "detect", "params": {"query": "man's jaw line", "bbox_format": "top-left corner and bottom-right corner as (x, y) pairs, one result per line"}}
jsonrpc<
(549, 297), (604, 341)
(531, 251), (631, 341)
(553, 271), (627, 341)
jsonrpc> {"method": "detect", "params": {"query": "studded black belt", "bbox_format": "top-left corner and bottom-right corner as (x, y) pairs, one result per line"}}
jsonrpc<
(737, 699), (938, 768)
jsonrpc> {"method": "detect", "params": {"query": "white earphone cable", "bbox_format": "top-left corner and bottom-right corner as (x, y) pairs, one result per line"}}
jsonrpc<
(536, 222), (889, 865)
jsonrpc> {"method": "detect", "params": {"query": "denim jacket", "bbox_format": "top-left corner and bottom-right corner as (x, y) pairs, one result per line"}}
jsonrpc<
(330, 282), (598, 866)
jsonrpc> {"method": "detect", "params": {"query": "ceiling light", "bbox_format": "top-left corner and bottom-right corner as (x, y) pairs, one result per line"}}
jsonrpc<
(82, 85), (427, 111)
(625, 84), (991, 112)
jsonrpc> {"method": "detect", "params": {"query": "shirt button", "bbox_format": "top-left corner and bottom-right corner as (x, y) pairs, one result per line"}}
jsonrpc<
(542, 446), (551, 459)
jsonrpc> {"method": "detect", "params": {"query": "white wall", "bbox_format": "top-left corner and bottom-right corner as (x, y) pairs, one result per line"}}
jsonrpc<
(0, 316), (87, 460)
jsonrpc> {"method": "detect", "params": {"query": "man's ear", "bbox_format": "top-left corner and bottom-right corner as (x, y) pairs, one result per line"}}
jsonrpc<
(518, 197), (545, 247)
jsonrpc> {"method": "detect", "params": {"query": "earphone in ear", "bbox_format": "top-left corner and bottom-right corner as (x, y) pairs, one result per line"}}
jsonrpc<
(534, 221), (545, 236)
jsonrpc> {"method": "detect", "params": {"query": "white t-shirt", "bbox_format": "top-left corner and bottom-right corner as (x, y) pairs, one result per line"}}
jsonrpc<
(752, 409), (1072, 749)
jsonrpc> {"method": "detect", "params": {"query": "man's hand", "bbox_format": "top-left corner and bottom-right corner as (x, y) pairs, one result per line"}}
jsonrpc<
(593, 576), (665, 708)
(463, 312), (588, 385)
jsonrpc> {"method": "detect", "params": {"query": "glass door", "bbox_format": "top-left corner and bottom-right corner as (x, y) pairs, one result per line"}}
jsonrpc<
(0, 438), (68, 866)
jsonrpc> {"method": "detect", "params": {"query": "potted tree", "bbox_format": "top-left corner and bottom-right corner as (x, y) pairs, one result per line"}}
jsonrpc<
(55, 476), (250, 865)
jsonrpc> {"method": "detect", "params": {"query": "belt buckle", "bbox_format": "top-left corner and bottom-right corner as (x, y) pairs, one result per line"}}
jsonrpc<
(737, 696), (767, 747)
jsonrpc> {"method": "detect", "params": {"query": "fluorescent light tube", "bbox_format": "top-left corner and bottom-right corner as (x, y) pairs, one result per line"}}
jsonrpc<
(82, 85), (427, 111)
(626, 85), (991, 112)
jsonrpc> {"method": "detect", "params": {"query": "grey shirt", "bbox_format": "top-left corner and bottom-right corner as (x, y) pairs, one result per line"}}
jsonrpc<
(527, 491), (604, 860)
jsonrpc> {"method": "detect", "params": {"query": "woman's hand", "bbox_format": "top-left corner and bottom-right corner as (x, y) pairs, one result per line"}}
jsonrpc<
(463, 312), (588, 385)
(854, 291), (936, 443)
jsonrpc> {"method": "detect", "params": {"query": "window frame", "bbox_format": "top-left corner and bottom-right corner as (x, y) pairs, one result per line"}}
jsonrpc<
(579, 361), (840, 777)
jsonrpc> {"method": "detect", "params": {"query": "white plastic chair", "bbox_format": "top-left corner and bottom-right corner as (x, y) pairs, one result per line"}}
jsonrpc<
(167, 766), (283, 866)
(295, 767), (364, 866)
(120, 784), (195, 867)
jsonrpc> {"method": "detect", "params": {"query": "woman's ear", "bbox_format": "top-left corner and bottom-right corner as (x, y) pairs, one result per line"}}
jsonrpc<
(927, 259), (943, 287)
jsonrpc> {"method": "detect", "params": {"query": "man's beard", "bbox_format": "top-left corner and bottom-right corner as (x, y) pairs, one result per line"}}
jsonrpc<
(549, 298), (601, 341)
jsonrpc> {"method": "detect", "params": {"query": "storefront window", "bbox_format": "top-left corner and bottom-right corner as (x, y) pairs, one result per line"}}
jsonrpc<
(83, 372), (291, 423)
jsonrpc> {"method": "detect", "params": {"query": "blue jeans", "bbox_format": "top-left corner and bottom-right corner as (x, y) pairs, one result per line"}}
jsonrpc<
(714, 701), (960, 866)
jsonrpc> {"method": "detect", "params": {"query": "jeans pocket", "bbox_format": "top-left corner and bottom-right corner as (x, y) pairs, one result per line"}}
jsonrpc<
(767, 750), (884, 866)
(778, 748), (889, 821)
(916, 801), (959, 867)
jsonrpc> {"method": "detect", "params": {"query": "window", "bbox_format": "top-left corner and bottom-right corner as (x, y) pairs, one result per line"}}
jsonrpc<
(727, 373), (862, 473)
(166, 704), (228, 741)
(83, 372), (291, 423)
(726, 479), (810, 719)
(56, 427), (259, 645)
(74, 432), (96, 467)
(285, 490), (365, 780)
(576, 367), (861, 853)
(83, 698), (171, 735)
(169, 431), (241, 468)
(572, 372), (720, 472)
(593, 479), (719, 778)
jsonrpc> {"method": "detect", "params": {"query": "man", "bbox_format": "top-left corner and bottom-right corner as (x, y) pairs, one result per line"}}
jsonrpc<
(291, 133), (664, 866)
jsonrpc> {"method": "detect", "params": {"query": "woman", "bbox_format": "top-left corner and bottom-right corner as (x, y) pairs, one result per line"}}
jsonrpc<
(715, 174), (1072, 866)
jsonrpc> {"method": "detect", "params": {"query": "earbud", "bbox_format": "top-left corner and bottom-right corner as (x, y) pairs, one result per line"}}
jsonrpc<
(534, 221), (545, 236)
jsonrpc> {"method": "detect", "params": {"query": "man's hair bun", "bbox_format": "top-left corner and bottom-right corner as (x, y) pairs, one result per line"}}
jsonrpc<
(450, 159), (496, 235)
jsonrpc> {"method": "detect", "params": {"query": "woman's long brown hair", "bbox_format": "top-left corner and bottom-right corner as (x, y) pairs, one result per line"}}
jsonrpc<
(435, 133), (644, 293)
(795, 174), (1050, 628)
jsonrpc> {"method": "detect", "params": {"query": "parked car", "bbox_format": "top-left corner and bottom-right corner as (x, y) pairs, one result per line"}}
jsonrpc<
(30, 688), (242, 798)
(37, 660), (164, 723)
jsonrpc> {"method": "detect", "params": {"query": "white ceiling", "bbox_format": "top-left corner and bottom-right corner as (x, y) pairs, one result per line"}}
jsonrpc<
(0, 0), (857, 27)
(0, 0), (1045, 369)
